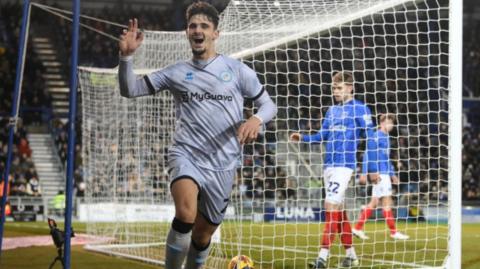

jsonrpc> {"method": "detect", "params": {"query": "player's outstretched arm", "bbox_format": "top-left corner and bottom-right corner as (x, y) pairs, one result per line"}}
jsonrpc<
(289, 132), (303, 142)
(118, 19), (157, 98)
(290, 109), (331, 143)
(358, 174), (368, 185)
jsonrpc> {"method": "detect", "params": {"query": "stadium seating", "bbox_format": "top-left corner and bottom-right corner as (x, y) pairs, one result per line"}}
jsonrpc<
(0, 3), (42, 198)
(0, 117), (41, 197)
(0, 2), (52, 125)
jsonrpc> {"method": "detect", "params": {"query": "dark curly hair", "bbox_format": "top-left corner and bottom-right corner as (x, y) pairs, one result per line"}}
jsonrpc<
(186, 1), (220, 29)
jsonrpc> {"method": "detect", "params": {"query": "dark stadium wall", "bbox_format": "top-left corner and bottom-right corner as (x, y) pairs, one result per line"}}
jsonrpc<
(3, 0), (230, 10)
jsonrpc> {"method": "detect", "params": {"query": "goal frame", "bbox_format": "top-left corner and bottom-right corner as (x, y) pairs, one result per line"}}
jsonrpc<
(78, 1), (463, 268)
(2, 0), (460, 268)
(447, 0), (462, 268)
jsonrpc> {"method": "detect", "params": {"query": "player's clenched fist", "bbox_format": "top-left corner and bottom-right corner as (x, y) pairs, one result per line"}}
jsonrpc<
(237, 116), (262, 144)
(289, 132), (302, 142)
(368, 173), (380, 184)
(391, 175), (399, 185)
(358, 174), (367, 185)
(119, 18), (144, 56)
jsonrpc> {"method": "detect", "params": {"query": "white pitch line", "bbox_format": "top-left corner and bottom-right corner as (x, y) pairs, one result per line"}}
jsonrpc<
(227, 242), (441, 268)
(7, 222), (49, 230)
(85, 241), (443, 268)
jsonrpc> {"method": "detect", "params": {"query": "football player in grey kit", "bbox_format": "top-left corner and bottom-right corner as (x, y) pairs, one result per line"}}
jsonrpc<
(118, 2), (277, 269)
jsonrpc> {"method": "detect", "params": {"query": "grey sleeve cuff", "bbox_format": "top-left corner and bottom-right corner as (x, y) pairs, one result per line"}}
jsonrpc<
(119, 54), (133, 62)
(118, 56), (151, 98)
(253, 90), (277, 124)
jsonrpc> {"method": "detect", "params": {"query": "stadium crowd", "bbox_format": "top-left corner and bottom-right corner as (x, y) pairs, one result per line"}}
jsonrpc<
(0, 118), (41, 197)
(240, 6), (450, 204)
(56, 6), (174, 68)
(0, 2), (52, 125)
(462, 124), (480, 200)
(51, 119), (84, 197)
(462, 14), (480, 200)
(464, 17), (480, 97)
(1, 2), (43, 198)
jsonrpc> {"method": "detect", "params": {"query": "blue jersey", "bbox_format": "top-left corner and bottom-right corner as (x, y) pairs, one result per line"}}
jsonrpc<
(302, 99), (377, 170)
(362, 130), (396, 176)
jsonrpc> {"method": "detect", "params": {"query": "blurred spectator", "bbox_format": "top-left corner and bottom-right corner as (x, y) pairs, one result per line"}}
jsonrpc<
(17, 138), (32, 157)
(52, 119), (83, 196)
(0, 2), (51, 124)
(51, 190), (65, 217)
(26, 175), (41, 196)
(462, 125), (480, 200)
(0, 117), (40, 197)
(464, 17), (480, 97)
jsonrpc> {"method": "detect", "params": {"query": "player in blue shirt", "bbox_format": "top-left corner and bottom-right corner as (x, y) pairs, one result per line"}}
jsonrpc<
(290, 71), (378, 268)
(118, 3), (277, 269)
(352, 114), (409, 241)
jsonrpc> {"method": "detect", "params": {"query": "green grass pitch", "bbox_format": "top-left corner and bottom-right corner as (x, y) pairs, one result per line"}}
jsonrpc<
(1, 221), (479, 268)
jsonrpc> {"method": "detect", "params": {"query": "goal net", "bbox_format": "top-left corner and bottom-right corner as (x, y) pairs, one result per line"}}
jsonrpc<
(79, 0), (452, 268)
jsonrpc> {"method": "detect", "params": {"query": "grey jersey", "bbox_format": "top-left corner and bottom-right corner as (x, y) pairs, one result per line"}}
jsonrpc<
(119, 54), (276, 170)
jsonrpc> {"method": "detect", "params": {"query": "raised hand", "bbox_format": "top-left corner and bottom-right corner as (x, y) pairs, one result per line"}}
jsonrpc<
(368, 173), (380, 184)
(289, 132), (302, 142)
(119, 18), (144, 56)
(391, 175), (399, 185)
(358, 174), (367, 185)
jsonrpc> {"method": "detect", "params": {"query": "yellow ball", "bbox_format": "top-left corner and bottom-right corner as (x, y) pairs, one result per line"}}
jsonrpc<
(228, 255), (254, 269)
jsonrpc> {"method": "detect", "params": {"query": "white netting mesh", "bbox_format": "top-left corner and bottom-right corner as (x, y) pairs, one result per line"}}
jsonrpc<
(80, 0), (450, 268)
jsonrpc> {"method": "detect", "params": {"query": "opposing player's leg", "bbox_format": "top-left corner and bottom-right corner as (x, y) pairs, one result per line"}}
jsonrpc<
(311, 168), (358, 268)
(166, 178), (199, 269)
(381, 196), (409, 240)
(339, 209), (359, 267)
(184, 213), (218, 269)
(352, 197), (379, 240)
(310, 199), (341, 268)
(374, 175), (409, 240)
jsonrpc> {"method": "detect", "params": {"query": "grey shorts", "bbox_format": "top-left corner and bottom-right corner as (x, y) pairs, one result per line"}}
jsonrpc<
(168, 153), (235, 225)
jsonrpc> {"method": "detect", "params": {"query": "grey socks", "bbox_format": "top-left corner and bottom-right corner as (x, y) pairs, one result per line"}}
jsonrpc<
(165, 218), (194, 269)
(184, 239), (211, 269)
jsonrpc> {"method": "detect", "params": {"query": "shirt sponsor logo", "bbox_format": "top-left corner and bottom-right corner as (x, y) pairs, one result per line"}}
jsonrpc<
(180, 91), (233, 102)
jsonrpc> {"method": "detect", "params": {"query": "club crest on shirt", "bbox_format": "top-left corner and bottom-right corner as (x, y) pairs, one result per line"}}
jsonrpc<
(185, 72), (194, 81)
(363, 114), (373, 125)
(219, 71), (233, 82)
